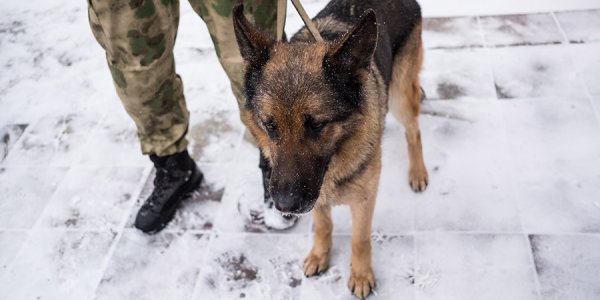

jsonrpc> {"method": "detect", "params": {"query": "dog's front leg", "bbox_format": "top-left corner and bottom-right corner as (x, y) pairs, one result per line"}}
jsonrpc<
(304, 204), (332, 276)
(348, 196), (376, 299)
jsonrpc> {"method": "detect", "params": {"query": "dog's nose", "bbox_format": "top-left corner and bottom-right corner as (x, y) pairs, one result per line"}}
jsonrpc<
(272, 192), (302, 213)
(270, 180), (303, 213)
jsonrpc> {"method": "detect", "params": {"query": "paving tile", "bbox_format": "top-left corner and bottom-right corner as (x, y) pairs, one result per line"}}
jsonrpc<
(94, 231), (209, 300)
(512, 161), (600, 234)
(2, 114), (100, 167)
(480, 13), (563, 47)
(555, 9), (600, 44)
(415, 101), (520, 232)
(0, 5), (117, 127)
(188, 108), (244, 163)
(569, 43), (600, 95)
(594, 95), (600, 115)
(176, 55), (240, 114)
(36, 166), (145, 229)
(215, 163), (312, 234)
(489, 45), (584, 99)
(126, 163), (227, 231)
(423, 17), (483, 49)
(415, 234), (538, 299)
(531, 234), (600, 299)
(0, 1), (123, 124)
(0, 124), (27, 163)
(0, 231), (28, 270)
(0, 231), (116, 300)
(501, 97), (600, 165)
(78, 110), (147, 166)
(421, 48), (496, 100)
(501, 97), (600, 233)
(193, 233), (309, 300)
(0, 167), (68, 229)
(302, 234), (415, 300)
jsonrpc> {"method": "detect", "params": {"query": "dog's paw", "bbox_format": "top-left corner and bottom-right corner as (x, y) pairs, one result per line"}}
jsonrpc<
(409, 167), (428, 192)
(348, 268), (376, 299)
(303, 252), (329, 277)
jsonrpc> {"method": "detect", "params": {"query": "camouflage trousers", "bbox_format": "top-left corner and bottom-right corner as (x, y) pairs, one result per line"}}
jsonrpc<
(88, 0), (279, 156)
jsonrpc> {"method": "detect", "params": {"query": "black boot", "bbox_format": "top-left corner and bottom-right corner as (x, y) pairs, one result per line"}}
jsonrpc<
(135, 150), (203, 233)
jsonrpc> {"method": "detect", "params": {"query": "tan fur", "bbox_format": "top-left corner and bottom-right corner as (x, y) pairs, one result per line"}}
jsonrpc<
(304, 22), (427, 299)
(304, 25), (427, 298)
(388, 21), (428, 191)
(302, 59), (386, 286)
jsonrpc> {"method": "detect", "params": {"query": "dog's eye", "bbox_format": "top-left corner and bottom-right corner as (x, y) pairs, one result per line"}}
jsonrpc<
(262, 120), (277, 133)
(310, 121), (325, 130)
(305, 117), (328, 135)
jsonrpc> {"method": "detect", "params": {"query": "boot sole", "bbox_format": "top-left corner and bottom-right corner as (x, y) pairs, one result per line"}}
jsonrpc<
(141, 167), (204, 234)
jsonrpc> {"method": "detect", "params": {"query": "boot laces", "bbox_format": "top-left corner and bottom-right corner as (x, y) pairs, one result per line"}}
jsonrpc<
(146, 168), (177, 209)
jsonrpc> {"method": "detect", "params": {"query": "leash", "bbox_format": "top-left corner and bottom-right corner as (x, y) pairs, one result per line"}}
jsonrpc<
(276, 0), (324, 42)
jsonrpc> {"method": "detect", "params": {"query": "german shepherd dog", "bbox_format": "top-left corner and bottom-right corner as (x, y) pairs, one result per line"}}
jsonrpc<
(233, 0), (427, 297)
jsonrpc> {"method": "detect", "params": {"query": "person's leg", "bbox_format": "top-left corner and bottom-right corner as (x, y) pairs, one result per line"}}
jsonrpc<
(188, 0), (297, 229)
(88, 0), (189, 156)
(188, 0), (278, 112)
(88, 0), (202, 233)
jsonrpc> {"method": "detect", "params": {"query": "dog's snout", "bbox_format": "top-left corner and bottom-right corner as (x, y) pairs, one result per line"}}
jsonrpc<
(271, 183), (303, 213)
(268, 155), (328, 214)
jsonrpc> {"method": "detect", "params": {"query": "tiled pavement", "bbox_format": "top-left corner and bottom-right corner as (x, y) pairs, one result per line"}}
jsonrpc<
(1, 1), (600, 299)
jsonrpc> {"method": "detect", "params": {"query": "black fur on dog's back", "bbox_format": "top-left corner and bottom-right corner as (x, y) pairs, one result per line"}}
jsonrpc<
(291, 0), (422, 86)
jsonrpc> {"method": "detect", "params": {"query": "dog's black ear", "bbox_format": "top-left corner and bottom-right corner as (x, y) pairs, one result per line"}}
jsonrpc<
(232, 4), (274, 62)
(326, 9), (378, 72)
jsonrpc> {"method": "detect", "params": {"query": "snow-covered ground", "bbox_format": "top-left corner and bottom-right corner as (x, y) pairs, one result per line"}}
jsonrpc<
(1, 0), (600, 299)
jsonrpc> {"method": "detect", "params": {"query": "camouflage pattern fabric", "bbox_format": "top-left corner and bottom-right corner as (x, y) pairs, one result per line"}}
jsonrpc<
(88, 0), (278, 156)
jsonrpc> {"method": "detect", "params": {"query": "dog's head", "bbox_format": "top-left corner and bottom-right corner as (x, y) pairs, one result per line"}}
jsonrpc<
(233, 5), (378, 214)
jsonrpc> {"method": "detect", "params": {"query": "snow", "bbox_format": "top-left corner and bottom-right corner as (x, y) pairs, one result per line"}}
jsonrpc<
(0, 231), (115, 300)
(422, 17), (483, 49)
(415, 234), (538, 300)
(416, 101), (521, 232)
(35, 166), (145, 229)
(0, 124), (26, 161)
(95, 231), (209, 300)
(502, 97), (600, 233)
(418, 0), (600, 17)
(187, 108), (245, 163)
(0, 231), (27, 269)
(421, 48), (496, 100)
(569, 43), (600, 95)
(479, 13), (563, 47)
(531, 235), (600, 299)
(0, 167), (67, 228)
(489, 45), (585, 99)
(553, 9), (600, 44)
(193, 234), (308, 300)
(1, 0), (600, 299)
(77, 110), (147, 167)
